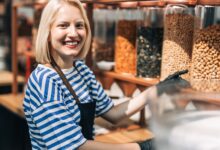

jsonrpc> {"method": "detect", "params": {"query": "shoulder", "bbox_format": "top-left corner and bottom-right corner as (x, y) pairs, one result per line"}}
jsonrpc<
(28, 64), (59, 87)
(27, 64), (62, 101)
(75, 60), (92, 73)
(75, 60), (95, 78)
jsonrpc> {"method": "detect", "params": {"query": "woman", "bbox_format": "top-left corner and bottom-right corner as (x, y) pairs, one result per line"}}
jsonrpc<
(23, 0), (187, 149)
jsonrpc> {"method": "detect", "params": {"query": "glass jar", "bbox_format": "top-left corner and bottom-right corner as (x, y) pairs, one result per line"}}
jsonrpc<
(92, 8), (116, 64)
(161, 4), (195, 80)
(114, 2), (141, 75)
(190, 4), (220, 92)
(137, 1), (164, 78)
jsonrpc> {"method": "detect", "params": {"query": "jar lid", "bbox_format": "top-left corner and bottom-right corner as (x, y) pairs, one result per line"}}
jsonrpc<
(139, 0), (165, 7)
(164, 0), (197, 5)
(198, 0), (220, 5)
(119, 2), (138, 8)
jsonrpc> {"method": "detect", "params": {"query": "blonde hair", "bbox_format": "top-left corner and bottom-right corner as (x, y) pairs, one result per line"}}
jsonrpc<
(35, 0), (91, 64)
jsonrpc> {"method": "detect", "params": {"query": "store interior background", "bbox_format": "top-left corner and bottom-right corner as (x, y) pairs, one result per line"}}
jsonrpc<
(0, 0), (220, 150)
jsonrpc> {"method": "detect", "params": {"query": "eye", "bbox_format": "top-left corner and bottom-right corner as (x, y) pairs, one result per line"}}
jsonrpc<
(58, 23), (69, 28)
(76, 22), (85, 29)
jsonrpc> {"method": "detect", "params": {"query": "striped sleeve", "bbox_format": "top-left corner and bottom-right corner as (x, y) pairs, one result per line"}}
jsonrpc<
(90, 77), (114, 116)
(32, 101), (86, 150)
(76, 61), (114, 116)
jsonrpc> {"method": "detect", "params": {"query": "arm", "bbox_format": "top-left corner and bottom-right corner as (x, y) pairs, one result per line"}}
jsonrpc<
(101, 70), (190, 124)
(101, 86), (157, 124)
(79, 140), (140, 150)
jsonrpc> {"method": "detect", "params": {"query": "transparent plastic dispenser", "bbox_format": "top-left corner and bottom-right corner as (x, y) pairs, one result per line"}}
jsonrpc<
(161, 4), (195, 81)
(190, 3), (220, 92)
(137, 1), (164, 78)
(114, 2), (141, 75)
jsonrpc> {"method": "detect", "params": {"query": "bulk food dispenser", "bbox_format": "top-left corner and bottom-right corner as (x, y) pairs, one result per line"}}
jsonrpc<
(137, 1), (164, 78)
(92, 7), (116, 68)
(190, 0), (220, 92)
(114, 2), (141, 75)
(161, 2), (195, 80)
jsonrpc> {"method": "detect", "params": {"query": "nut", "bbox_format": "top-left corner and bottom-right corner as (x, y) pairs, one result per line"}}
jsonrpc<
(161, 14), (194, 80)
(191, 25), (220, 92)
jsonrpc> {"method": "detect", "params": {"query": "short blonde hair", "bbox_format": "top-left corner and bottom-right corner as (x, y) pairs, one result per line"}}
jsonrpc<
(35, 0), (91, 64)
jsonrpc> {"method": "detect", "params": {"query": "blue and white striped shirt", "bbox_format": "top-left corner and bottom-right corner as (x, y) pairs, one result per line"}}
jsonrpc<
(23, 60), (113, 150)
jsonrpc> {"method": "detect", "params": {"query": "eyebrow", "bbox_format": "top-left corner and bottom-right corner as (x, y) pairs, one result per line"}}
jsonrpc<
(56, 19), (85, 24)
(75, 20), (85, 23)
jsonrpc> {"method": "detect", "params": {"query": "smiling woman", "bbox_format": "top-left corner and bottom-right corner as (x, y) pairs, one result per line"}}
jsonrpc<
(23, 0), (156, 150)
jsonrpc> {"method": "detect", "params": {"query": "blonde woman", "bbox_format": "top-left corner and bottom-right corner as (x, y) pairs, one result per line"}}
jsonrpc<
(23, 0), (189, 149)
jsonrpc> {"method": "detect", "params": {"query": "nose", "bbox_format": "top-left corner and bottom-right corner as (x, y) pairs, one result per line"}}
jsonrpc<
(68, 25), (78, 37)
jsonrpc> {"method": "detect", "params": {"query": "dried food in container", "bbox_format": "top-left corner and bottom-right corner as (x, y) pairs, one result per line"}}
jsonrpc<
(114, 9), (142, 75)
(161, 4), (194, 81)
(137, 5), (164, 78)
(190, 5), (220, 92)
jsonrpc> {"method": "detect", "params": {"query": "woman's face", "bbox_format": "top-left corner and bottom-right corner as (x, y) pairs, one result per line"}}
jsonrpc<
(50, 4), (86, 60)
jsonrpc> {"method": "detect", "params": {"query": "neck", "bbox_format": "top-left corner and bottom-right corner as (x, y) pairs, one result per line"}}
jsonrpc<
(52, 55), (74, 69)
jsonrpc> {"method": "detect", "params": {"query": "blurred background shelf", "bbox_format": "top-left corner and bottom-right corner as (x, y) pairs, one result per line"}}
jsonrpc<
(95, 70), (159, 96)
(0, 71), (25, 87)
(0, 93), (24, 118)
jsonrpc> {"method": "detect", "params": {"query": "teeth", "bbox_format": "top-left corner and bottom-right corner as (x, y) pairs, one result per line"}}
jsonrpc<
(65, 41), (78, 46)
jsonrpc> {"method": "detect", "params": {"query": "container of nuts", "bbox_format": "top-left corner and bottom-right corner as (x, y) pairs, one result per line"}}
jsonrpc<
(114, 2), (141, 75)
(161, 4), (195, 81)
(137, 1), (164, 78)
(190, 4), (220, 92)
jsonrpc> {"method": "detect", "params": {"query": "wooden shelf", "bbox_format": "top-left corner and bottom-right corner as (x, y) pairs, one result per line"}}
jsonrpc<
(0, 93), (24, 117)
(81, 0), (147, 4)
(95, 127), (153, 143)
(180, 89), (220, 108)
(95, 70), (159, 96)
(0, 71), (25, 86)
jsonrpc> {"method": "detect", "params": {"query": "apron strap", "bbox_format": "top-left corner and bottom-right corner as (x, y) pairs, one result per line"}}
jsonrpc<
(49, 56), (80, 104)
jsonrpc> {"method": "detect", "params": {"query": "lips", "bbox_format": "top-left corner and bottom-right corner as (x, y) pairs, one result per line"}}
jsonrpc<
(64, 41), (79, 48)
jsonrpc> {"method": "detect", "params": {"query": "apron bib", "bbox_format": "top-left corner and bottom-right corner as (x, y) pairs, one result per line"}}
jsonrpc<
(78, 101), (96, 140)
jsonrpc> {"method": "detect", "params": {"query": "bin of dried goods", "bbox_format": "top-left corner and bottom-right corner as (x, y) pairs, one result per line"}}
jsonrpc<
(137, 1), (164, 78)
(161, 4), (194, 81)
(92, 9), (116, 66)
(114, 2), (141, 75)
(190, 5), (220, 92)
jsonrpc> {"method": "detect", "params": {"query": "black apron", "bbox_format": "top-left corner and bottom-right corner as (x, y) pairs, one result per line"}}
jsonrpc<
(78, 101), (96, 140)
(50, 58), (96, 140)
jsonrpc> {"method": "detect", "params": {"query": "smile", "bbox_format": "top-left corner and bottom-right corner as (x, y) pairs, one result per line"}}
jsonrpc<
(64, 41), (80, 48)
(65, 41), (78, 46)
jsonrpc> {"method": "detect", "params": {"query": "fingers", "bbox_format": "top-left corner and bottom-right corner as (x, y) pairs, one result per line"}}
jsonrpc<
(166, 69), (189, 80)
